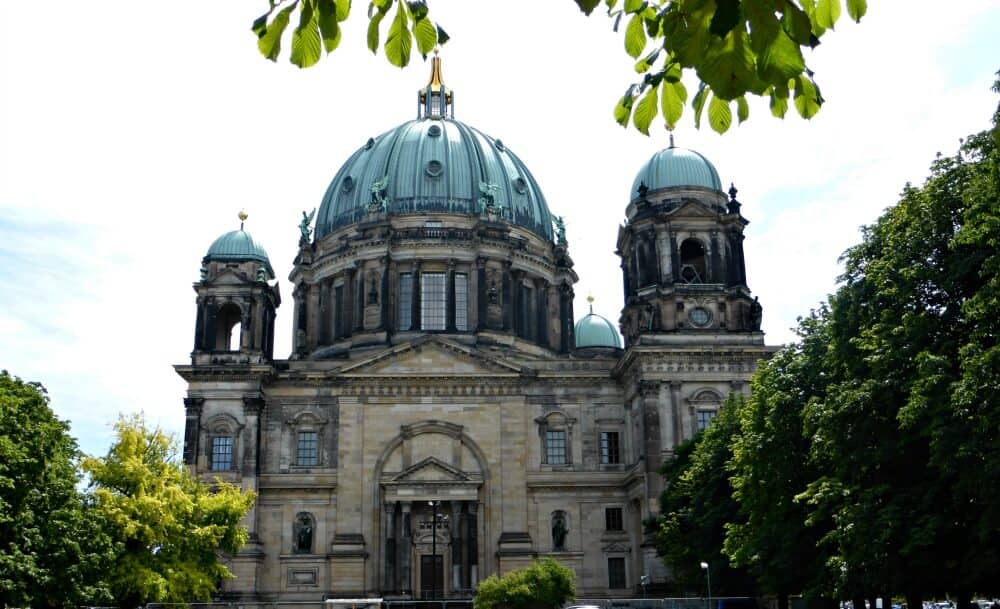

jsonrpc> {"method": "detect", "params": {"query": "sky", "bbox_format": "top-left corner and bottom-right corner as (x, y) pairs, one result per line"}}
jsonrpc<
(2, 0), (998, 458)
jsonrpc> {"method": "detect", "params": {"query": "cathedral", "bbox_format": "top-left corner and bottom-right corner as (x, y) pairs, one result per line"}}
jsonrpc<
(175, 56), (773, 602)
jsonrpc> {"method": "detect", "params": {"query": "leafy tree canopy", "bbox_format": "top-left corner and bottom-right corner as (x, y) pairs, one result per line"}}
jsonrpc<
(82, 413), (256, 609)
(0, 371), (113, 609)
(251, 0), (867, 134)
(473, 556), (577, 609)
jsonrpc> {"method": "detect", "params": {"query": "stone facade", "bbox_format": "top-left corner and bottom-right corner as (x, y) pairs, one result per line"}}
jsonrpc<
(176, 70), (774, 602)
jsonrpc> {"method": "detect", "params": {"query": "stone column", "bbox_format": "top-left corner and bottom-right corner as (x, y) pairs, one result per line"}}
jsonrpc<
(182, 397), (203, 466)
(383, 502), (396, 592)
(446, 259), (457, 332)
(242, 396), (264, 538)
(193, 297), (205, 351)
(306, 283), (320, 351)
(655, 222), (672, 283)
(710, 230), (722, 283)
(450, 500), (462, 591)
(467, 502), (479, 586)
(640, 381), (663, 506)
(400, 501), (412, 594)
(475, 258), (487, 331)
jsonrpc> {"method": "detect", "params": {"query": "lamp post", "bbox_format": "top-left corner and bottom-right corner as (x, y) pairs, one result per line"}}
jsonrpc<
(700, 562), (712, 609)
(429, 501), (439, 600)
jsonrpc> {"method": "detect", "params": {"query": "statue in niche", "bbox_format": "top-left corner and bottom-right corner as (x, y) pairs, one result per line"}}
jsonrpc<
(367, 275), (379, 305)
(640, 303), (657, 331)
(551, 510), (568, 551)
(293, 512), (314, 554)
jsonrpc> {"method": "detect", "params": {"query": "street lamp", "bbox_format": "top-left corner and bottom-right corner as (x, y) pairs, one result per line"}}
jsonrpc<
(700, 562), (712, 609)
(429, 501), (439, 600)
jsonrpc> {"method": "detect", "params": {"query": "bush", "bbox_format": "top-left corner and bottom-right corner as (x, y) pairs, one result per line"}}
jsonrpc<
(473, 557), (576, 609)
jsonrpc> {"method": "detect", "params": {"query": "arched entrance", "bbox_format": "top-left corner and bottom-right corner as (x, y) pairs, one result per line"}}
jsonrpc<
(374, 421), (488, 598)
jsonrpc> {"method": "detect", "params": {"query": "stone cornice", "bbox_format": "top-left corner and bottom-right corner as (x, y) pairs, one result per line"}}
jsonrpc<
(174, 364), (274, 383)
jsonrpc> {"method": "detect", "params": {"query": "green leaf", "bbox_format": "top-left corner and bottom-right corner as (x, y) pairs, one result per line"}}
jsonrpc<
(793, 76), (821, 118)
(781, 3), (815, 44)
(335, 0), (351, 20)
(692, 82), (709, 129)
(367, 5), (388, 53)
(574, 0), (602, 14)
(708, 94), (733, 133)
(709, 0), (742, 38)
(634, 49), (660, 74)
(317, 0), (342, 52)
(663, 60), (682, 82)
(407, 0), (428, 19)
(666, 4), (714, 68)
(698, 27), (756, 100)
(436, 24), (450, 45)
(252, 11), (271, 38)
(661, 79), (687, 130)
(614, 87), (637, 127)
(625, 13), (646, 59)
(385, 1), (412, 67)
(757, 26), (805, 84)
(257, 3), (297, 62)
(769, 83), (789, 118)
(632, 84), (658, 135)
(624, 0), (645, 13)
(736, 95), (749, 123)
(815, 0), (841, 30)
(846, 0), (866, 22)
(413, 17), (437, 57)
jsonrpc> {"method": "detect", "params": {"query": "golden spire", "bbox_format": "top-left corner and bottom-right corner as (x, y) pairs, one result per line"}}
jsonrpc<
(587, 295), (595, 314)
(427, 48), (446, 89)
(239, 210), (248, 230)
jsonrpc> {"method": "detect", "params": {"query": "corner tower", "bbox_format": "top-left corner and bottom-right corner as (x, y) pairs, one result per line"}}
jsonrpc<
(617, 140), (760, 346)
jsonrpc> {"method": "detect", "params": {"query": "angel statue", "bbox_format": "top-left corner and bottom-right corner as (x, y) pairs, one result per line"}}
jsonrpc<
(299, 208), (316, 245)
(553, 216), (567, 245)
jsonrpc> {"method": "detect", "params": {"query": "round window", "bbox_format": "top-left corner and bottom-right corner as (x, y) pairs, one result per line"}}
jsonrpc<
(427, 124), (442, 137)
(513, 177), (528, 194)
(689, 307), (712, 327)
(341, 176), (355, 193)
(425, 160), (444, 177)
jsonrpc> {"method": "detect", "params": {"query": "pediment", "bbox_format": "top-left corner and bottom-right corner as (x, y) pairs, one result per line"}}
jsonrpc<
(338, 336), (525, 376)
(390, 456), (470, 483)
(602, 541), (631, 553)
(667, 199), (720, 218)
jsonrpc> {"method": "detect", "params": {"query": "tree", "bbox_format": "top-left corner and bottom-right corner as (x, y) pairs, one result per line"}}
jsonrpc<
(725, 316), (833, 609)
(82, 413), (256, 609)
(0, 371), (113, 609)
(793, 76), (1000, 606)
(250, 0), (868, 134)
(473, 556), (577, 609)
(654, 395), (756, 595)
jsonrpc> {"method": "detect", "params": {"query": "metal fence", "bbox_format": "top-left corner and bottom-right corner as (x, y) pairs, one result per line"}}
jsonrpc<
(143, 598), (755, 609)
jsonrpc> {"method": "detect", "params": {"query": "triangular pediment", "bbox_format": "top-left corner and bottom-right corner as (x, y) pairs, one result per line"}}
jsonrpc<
(390, 456), (470, 483)
(669, 199), (720, 218)
(338, 336), (525, 376)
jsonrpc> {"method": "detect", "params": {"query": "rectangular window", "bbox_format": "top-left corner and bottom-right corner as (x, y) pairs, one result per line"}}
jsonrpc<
(545, 429), (567, 465)
(605, 507), (624, 531)
(600, 431), (621, 465)
(455, 273), (468, 331)
(210, 436), (233, 472)
(398, 273), (413, 330)
(697, 409), (716, 431)
(608, 556), (627, 589)
(297, 431), (318, 466)
(421, 273), (446, 330)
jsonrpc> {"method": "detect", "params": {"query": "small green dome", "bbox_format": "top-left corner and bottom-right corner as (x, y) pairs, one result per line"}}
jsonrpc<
(204, 229), (274, 279)
(575, 311), (622, 349)
(631, 147), (723, 201)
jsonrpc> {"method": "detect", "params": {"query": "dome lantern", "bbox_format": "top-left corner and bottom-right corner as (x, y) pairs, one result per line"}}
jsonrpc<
(418, 50), (453, 119)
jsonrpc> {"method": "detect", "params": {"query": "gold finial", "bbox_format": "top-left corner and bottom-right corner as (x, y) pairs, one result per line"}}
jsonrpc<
(238, 210), (248, 230)
(427, 50), (446, 89)
(587, 295), (594, 314)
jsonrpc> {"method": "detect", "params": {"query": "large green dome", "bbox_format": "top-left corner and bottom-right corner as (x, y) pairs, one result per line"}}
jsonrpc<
(315, 117), (554, 241)
(575, 311), (622, 349)
(204, 228), (274, 278)
(631, 146), (723, 201)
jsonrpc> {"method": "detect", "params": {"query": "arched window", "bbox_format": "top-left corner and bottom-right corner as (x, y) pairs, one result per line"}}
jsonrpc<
(680, 239), (707, 284)
(215, 302), (243, 351)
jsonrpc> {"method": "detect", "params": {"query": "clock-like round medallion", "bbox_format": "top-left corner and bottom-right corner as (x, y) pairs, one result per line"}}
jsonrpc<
(689, 307), (712, 327)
